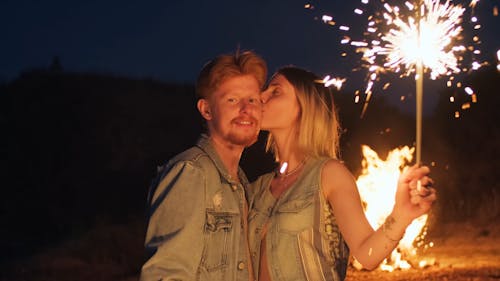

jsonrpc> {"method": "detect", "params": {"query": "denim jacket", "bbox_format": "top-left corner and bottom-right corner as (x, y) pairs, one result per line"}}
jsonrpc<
(140, 134), (253, 281)
(249, 157), (350, 281)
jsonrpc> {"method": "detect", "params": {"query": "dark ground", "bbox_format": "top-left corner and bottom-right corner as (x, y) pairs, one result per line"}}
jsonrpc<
(2, 221), (498, 281)
(346, 222), (500, 281)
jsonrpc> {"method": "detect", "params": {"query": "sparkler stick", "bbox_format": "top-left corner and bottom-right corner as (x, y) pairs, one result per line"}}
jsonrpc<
(416, 0), (424, 164)
(416, 62), (423, 164)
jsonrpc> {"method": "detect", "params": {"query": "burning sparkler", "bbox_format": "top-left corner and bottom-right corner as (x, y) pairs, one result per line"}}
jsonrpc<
(336, 0), (485, 163)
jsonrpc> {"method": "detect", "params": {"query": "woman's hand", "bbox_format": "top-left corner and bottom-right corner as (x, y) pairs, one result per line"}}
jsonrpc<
(393, 164), (437, 224)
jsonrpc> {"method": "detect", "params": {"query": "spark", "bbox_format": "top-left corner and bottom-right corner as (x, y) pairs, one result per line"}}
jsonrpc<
(322, 15), (333, 23)
(322, 75), (346, 89)
(341, 37), (351, 44)
(497, 50), (500, 71)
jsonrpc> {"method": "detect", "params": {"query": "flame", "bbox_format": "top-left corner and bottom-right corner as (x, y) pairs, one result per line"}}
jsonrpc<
(355, 145), (430, 271)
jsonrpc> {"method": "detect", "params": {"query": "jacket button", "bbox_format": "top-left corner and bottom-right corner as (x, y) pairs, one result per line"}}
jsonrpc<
(237, 261), (245, 270)
(231, 184), (238, 191)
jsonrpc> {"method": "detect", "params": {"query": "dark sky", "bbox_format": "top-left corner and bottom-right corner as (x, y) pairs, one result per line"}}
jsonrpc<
(1, 0), (499, 113)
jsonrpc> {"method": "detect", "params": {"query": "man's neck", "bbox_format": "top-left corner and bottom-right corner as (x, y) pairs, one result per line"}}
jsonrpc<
(210, 136), (244, 181)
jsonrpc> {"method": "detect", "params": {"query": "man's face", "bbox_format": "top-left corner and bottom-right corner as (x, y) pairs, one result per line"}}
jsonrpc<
(200, 74), (262, 147)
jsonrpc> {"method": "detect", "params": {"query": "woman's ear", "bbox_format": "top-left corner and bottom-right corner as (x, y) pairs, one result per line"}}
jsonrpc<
(197, 99), (212, 120)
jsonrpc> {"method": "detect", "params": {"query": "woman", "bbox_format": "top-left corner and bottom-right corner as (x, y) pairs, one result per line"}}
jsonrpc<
(248, 66), (436, 281)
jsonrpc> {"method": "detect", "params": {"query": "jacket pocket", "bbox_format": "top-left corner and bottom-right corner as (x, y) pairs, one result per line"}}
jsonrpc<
(200, 210), (237, 271)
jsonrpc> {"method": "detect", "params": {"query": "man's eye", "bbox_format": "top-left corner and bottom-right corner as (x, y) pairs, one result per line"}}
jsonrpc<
(228, 98), (236, 103)
(249, 98), (261, 104)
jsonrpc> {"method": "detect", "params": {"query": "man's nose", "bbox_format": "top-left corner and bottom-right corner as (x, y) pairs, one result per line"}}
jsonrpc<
(240, 99), (256, 114)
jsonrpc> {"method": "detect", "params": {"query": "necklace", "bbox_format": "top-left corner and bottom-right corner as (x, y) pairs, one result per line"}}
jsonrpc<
(271, 158), (307, 198)
(276, 158), (307, 178)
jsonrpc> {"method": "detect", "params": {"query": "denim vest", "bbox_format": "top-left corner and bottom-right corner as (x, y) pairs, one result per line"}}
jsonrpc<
(141, 134), (253, 281)
(249, 157), (350, 281)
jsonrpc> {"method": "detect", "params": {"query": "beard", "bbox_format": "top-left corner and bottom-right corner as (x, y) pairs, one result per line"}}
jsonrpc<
(226, 128), (259, 147)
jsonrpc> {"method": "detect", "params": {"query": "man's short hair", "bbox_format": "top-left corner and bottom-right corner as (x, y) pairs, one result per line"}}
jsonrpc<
(195, 51), (267, 100)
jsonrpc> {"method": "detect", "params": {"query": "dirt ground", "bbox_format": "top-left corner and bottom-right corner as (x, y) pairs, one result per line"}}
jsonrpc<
(346, 222), (500, 281)
(3, 222), (499, 281)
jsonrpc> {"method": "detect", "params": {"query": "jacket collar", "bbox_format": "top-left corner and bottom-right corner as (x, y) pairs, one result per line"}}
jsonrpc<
(196, 134), (249, 186)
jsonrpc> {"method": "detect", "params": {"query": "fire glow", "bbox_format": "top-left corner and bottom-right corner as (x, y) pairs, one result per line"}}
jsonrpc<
(355, 145), (431, 271)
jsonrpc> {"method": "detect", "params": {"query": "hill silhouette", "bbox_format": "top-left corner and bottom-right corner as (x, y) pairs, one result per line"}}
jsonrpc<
(1, 69), (202, 264)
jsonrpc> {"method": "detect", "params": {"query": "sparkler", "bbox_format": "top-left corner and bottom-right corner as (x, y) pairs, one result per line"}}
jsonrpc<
(336, 0), (484, 164)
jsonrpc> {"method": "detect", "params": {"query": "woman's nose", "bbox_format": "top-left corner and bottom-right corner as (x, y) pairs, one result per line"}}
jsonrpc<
(261, 89), (271, 103)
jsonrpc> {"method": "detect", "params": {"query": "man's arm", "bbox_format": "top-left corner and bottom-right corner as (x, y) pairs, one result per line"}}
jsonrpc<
(140, 161), (206, 281)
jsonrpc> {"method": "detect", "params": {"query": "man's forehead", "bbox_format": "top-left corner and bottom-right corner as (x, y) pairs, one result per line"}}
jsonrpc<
(215, 76), (260, 94)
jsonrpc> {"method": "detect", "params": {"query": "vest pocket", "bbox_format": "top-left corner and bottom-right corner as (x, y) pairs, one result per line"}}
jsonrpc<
(277, 191), (315, 233)
(277, 190), (315, 213)
(200, 210), (237, 271)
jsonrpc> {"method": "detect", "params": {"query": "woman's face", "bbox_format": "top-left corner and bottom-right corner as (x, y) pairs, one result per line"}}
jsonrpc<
(260, 74), (301, 131)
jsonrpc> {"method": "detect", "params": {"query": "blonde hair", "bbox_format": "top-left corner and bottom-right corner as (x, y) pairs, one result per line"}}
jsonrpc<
(195, 50), (267, 100)
(266, 66), (341, 159)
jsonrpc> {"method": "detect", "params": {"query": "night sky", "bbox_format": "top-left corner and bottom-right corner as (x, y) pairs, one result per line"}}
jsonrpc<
(1, 0), (499, 113)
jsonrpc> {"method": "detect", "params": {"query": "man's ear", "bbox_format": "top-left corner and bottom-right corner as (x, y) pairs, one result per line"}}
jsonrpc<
(197, 99), (212, 120)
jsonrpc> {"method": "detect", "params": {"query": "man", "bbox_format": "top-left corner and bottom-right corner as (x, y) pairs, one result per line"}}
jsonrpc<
(140, 51), (267, 281)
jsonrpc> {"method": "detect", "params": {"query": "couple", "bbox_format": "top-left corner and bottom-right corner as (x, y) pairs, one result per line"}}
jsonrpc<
(139, 51), (436, 281)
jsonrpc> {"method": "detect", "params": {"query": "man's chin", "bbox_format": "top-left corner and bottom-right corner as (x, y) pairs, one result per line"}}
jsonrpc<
(228, 132), (259, 147)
